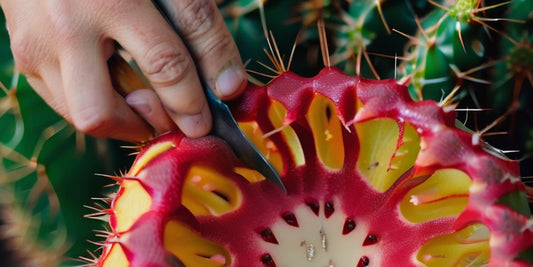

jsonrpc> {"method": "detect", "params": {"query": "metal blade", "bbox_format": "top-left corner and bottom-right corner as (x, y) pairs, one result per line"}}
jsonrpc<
(205, 88), (286, 192)
(151, 0), (286, 192)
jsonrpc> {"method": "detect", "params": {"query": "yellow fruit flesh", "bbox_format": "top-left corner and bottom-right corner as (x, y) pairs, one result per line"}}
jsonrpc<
(114, 180), (152, 232)
(101, 244), (129, 267)
(182, 166), (242, 216)
(356, 118), (421, 192)
(164, 220), (231, 267)
(268, 100), (306, 167)
(129, 141), (175, 176)
(306, 94), (345, 170)
(418, 224), (490, 266)
(238, 121), (283, 174)
(400, 168), (472, 223)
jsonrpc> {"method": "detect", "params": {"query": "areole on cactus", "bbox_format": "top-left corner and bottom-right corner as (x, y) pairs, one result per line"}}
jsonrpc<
(88, 18), (533, 265)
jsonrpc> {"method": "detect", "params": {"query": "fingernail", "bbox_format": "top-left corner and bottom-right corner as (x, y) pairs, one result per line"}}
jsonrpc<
(126, 94), (151, 115)
(216, 66), (246, 97)
(180, 108), (212, 138)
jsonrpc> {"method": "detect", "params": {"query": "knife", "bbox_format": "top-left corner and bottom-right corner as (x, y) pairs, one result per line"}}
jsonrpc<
(150, 0), (286, 192)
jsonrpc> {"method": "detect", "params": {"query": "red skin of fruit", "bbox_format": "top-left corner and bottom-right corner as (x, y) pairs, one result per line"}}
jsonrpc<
(97, 67), (533, 267)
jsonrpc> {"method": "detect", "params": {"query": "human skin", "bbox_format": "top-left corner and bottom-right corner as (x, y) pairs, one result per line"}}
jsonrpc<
(0, 0), (247, 142)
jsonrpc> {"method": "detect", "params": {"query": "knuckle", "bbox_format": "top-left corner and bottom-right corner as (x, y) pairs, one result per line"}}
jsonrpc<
(9, 3), (81, 75)
(178, 0), (217, 38)
(143, 43), (193, 87)
(72, 107), (114, 137)
(10, 36), (40, 74)
(197, 30), (234, 61)
(33, 3), (82, 45)
(45, 4), (81, 41)
(163, 92), (205, 116)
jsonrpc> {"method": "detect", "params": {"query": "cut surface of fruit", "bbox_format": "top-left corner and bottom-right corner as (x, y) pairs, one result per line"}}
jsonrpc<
(95, 67), (533, 267)
(113, 180), (152, 233)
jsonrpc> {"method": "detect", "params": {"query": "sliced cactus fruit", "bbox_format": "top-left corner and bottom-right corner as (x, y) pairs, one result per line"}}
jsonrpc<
(93, 67), (532, 266)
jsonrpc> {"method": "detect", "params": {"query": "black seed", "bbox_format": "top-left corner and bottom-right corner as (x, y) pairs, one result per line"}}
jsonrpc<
(212, 190), (229, 202)
(342, 218), (356, 235)
(282, 212), (299, 227)
(363, 234), (378, 246)
(367, 161), (379, 170)
(257, 228), (278, 244)
(197, 253), (214, 259)
(357, 256), (369, 267)
(261, 253), (276, 267)
(305, 200), (320, 216)
(324, 201), (334, 218)
(165, 254), (184, 266)
(325, 105), (332, 121)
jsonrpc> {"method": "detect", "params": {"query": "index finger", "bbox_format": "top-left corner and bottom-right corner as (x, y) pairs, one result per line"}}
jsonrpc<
(154, 0), (247, 100)
(108, 1), (211, 138)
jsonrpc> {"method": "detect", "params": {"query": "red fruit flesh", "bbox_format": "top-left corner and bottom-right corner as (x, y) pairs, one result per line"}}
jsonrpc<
(96, 67), (533, 267)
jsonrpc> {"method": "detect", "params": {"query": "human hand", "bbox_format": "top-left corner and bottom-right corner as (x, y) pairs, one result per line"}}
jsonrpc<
(0, 0), (247, 142)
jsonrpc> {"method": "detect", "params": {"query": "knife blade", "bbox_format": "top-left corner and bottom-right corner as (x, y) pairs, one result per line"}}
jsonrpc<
(151, 0), (286, 192)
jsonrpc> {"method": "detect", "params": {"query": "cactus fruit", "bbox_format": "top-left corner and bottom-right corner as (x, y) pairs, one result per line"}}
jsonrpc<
(91, 60), (533, 265)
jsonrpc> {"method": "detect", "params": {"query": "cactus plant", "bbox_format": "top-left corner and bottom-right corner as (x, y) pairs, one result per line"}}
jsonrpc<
(0, 0), (532, 266)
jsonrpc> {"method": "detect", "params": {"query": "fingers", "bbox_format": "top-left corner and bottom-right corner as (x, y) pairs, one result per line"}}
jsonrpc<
(60, 41), (154, 142)
(125, 89), (178, 134)
(110, 2), (212, 138)
(3, 0), (247, 141)
(31, 53), (174, 141)
(26, 66), (70, 119)
(162, 0), (247, 100)
(110, 0), (246, 137)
